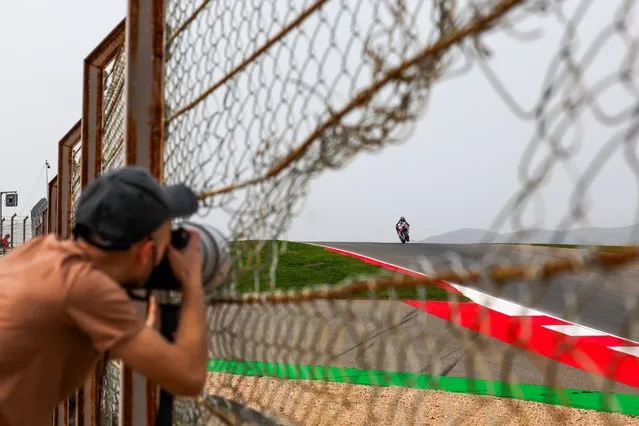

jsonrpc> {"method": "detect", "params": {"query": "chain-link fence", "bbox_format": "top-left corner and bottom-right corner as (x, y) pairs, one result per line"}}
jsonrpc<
(70, 142), (82, 230)
(102, 46), (126, 172)
(0, 216), (32, 253)
(34, 0), (639, 424)
(160, 0), (639, 424)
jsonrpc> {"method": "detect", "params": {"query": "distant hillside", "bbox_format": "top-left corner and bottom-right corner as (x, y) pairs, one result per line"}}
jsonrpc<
(420, 225), (639, 245)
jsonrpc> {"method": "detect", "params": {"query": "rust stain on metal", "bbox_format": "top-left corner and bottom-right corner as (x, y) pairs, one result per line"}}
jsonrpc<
(85, 18), (126, 67)
(56, 141), (65, 238)
(124, 1), (139, 167)
(48, 177), (58, 235)
(125, 0), (166, 182)
(59, 120), (82, 149)
(82, 19), (123, 186)
(125, 118), (137, 167)
(146, 381), (157, 424)
(95, 74), (104, 178)
(81, 64), (105, 187)
(120, 2), (166, 422)
(151, 0), (165, 181)
(66, 140), (80, 239)
(122, 366), (134, 426)
(66, 145), (73, 238)
(76, 388), (84, 426)
(91, 366), (100, 426)
(81, 64), (92, 187)
(64, 397), (69, 426)
(54, 121), (81, 239)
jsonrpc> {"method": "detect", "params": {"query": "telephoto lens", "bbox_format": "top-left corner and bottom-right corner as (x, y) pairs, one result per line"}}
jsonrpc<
(144, 221), (232, 302)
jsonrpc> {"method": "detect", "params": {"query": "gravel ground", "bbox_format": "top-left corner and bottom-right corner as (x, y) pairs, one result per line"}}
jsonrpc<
(205, 373), (638, 425)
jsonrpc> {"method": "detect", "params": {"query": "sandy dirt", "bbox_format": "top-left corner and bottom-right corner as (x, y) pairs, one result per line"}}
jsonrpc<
(205, 373), (639, 426)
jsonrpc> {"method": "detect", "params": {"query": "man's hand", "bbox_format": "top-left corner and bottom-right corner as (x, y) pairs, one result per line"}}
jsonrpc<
(167, 229), (202, 289)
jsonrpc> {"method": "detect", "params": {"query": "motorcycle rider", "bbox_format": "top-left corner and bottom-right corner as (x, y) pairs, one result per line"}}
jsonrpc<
(396, 216), (410, 230)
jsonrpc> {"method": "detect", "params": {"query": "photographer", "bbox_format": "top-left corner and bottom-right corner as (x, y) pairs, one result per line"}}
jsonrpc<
(0, 167), (207, 426)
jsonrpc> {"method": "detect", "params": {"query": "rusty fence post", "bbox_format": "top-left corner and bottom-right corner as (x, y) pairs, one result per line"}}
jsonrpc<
(47, 177), (57, 235)
(79, 18), (128, 426)
(22, 216), (28, 244)
(44, 177), (55, 421)
(123, 1), (166, 425)
(82, 18), (126, 188)
(56, 121), (82, 239)
(52, 122), (79, 425)
(53, 122), (80, 426)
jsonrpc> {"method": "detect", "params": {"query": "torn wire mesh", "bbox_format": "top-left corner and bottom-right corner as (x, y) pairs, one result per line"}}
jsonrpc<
(161, 0), (639, 424)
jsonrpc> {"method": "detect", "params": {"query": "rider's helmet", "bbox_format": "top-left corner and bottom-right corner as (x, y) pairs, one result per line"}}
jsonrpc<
(400, 216), (405, 222)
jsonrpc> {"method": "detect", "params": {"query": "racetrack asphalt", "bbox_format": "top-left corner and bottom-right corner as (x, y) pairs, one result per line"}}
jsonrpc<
(313, 242), (639, 342)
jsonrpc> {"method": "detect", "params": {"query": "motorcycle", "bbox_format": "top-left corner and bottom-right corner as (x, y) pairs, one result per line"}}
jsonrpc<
(396, 223), (410, 243)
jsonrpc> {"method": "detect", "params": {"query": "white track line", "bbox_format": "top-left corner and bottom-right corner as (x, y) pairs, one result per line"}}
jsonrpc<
(543, 324), (610, 337)
(610, 346), (639, 356)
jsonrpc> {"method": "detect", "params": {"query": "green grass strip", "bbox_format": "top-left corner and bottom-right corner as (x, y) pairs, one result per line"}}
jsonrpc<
(231, 240), (463, 300)
(208, 359), (639, 417)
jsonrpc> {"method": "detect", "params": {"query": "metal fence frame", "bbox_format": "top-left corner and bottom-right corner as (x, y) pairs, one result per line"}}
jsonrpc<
(125, 0), (165, 177)
(52, 121), (83, 426)
(56, 121), (82, 239)
(76, 18), (128, 426)
(119, 2), (166, 424)
(47, 4), (167, 424)
(82, 18), (126, 188)
(47, 176), (58, 236)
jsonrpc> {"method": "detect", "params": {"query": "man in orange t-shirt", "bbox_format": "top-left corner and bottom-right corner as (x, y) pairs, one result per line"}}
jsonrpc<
(0, 166), (209, 426)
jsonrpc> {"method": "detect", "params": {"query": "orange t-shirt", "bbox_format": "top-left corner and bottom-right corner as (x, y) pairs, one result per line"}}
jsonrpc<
(0, 235), (144, 426)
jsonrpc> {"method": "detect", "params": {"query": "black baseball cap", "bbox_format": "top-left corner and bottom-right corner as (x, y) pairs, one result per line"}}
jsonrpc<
(71, 166), (199, 250)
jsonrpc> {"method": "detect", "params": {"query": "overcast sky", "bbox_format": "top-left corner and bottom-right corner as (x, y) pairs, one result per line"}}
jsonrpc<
(1, 1), (635, 243)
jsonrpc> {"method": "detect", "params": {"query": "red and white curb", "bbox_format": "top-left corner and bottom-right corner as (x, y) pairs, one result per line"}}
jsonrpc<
(315, 244), (639, 388)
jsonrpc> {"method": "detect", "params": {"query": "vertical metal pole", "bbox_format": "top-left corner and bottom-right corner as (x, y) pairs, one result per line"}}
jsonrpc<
(57, 122), (81, 239)
(10, 213), (16, 249)
(81, 21), (126, 426)
(125, 0), (166, 175)
(0, 193), (4, 241)
(82, 58), (104, 188)
(49, 178), (58, 236)
(45, 161), (50, 204)
(58, 141), (71, 238)
(124, 1), (166, 425)
(64, 397), (69, 426)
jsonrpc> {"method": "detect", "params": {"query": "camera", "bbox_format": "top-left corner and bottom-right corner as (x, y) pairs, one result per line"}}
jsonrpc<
(144, 221), (232, 294)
